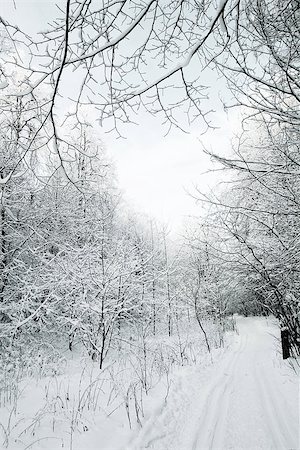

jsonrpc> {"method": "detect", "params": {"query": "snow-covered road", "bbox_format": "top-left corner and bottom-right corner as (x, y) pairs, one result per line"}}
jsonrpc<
(192, 317), (299, 450)
(130, 317), (299, 450)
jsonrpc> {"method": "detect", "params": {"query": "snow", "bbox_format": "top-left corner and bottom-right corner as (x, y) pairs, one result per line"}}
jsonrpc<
(0, 171), (12, 185)
(0, 317), (298, 449)
(127, 316), (299, 449)
(0, 80), (8, 89)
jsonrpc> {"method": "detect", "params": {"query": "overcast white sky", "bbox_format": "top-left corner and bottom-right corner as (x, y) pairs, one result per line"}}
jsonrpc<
(104, 115), (235, 232)
(2, 0), (238, 234)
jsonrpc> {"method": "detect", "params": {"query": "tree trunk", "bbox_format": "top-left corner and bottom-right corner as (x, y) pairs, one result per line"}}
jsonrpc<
(281, 328), (290, 359)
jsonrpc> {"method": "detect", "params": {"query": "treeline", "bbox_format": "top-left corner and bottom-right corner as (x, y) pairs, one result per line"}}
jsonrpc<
(0, 98), (233, 374)
(191, 117), (300, 356)
(1, 0), (299, 367)
(188, 0), (300, 356)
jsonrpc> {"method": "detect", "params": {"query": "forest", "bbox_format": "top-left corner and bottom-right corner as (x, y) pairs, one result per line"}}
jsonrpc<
(0, 0), (299, 449)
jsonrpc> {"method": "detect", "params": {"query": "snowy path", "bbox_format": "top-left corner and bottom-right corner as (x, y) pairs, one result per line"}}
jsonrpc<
(192, 317), (299, 450)
(130, 317), (299, 450)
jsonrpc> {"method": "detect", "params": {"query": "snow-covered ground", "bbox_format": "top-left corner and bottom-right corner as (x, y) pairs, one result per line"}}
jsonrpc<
(0, 316), (298, 449)
(128, 316), (299, 450)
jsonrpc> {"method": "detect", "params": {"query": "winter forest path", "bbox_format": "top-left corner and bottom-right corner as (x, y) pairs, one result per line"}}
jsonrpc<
(191, 317), (299, 450)
(130, 317), (299, 450)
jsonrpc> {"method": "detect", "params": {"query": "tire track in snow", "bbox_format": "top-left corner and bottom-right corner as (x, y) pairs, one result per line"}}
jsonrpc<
(192, 335), (247, 450)
(255, 363), (299, 449)
(129, 318), (298, 450)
